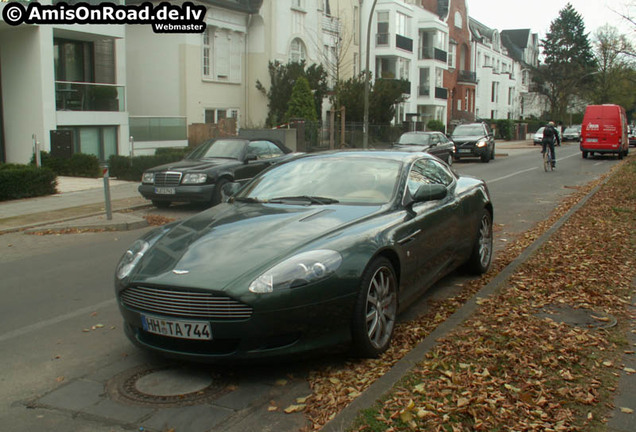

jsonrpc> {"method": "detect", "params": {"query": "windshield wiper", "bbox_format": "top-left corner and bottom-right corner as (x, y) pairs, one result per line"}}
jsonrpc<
(268, 195), (339, 205)
(234, 197), (262, 203)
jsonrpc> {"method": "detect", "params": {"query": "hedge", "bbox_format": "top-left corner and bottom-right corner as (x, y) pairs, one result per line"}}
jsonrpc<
(108, 151), (187, 181)
(0, 164), (57, 201)
(32, 152), (101, 178)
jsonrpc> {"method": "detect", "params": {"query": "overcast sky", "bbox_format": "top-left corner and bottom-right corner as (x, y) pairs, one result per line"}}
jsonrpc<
(466, 0), (635, 41)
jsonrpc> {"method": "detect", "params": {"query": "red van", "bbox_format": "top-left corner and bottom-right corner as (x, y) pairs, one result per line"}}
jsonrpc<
(580, 104), (629, 159)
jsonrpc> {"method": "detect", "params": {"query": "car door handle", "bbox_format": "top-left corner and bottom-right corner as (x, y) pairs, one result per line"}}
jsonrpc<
(398, 229), (421, 245)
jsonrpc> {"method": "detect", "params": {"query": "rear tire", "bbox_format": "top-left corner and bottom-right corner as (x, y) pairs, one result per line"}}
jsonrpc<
(582, 151), (588, 159)
(465, 210), (493, 275)
(351, 257), (398, 358)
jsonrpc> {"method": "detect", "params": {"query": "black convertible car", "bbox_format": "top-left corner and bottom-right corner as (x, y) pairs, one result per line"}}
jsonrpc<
(138, 138), (292, 208)
(116, 151), (493, 361)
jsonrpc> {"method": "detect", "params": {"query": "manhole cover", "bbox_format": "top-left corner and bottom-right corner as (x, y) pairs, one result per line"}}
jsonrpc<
(106, 365), (232, 407)
(536, 305), (617, 329)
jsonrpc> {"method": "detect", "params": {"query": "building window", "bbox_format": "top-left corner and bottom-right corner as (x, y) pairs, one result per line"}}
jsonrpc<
(289, 38), (307, 63)
(448, 42), (456, 69)
(508, 87), (513, 105)
(353, 5), (359, 45)
(396, 12), (409, 38)
(205, 109), (238, 124)
(61, 126), (118, 162)
(491, 82), (499, 103)
(202, 28), (243, 83)
(291, 0), (304, 10)
(454, 11), (462, 29)
(377, 11), (389, 46)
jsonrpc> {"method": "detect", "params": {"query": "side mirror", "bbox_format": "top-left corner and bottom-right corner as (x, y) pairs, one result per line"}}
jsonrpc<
(404, 184), (447, 210)
(222, 181), (242, 198)
(244, 154), (257, 164)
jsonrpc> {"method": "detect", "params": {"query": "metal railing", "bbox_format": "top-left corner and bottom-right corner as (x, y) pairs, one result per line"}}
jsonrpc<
(55, 81), (125, 112)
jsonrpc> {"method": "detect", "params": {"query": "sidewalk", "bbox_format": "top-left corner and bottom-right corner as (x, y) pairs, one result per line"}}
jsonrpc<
(0, 176), (149, 233)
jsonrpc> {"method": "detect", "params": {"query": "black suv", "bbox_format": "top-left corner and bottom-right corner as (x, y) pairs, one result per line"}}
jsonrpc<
(450, 123), (495, 163)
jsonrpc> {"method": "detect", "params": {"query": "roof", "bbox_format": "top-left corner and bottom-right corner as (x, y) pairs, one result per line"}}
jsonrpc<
(468, 17), (495, 43)
(500, 29), (533, 65)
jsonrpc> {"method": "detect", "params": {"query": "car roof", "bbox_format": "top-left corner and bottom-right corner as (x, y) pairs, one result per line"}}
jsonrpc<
(291, 149), (437, 164)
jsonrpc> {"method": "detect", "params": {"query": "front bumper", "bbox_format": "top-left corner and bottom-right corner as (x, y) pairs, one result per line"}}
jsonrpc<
(454, 145), (489, 158)
(138, 183), (216, 203)
(118, 292), (357, 361)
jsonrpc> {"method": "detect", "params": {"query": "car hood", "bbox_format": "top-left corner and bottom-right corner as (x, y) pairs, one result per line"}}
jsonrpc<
(451, 135), (485, 144)
(147, 158), (239, 172)
(130, 203), (382, 290)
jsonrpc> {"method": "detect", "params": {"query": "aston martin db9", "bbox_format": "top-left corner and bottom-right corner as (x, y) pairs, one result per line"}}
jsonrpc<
(115, 151), (493, 361)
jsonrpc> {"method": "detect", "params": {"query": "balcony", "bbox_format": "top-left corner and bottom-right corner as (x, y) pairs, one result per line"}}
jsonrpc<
(55, 82), (125, 112)
(395, 34), (413, 53)
(322, 15), (341, 34)
(458, 70), (477, 83)
(130, 117), (187, 142)
(420, 47), (447, 63)
(435, 87), (448, 100)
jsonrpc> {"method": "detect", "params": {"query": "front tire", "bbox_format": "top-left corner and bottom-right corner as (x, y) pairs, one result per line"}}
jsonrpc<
(465, 210), (493, 274)
(209, 178), (229, 207)
(351, 257), (398, 358)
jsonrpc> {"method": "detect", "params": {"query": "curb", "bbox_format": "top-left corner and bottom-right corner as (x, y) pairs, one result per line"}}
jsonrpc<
(0, 203), (152, 235)
(321, 173), (610, 432)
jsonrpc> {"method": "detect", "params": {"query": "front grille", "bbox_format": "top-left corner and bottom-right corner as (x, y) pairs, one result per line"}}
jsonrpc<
(121, 286), (253, 320)
(154, 171), (182, 187)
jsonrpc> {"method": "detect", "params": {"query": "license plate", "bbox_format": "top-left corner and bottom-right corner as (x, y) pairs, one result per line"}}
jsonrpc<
(141, 314), (212, 340)
(155, 187), (175, 195)
(458, 148), (472, 154)
(586, 138), (598, 143)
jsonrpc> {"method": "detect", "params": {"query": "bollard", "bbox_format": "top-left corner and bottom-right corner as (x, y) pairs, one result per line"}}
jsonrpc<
(102, 165), (112, 220)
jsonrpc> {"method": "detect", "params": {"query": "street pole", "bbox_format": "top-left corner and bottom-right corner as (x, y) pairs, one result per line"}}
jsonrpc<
(363, 0), (378, 149)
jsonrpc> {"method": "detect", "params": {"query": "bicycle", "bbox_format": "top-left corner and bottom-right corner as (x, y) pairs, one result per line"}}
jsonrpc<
(542, 146), (554, 172)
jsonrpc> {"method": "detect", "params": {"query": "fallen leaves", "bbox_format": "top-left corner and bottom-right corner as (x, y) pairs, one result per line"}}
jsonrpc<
(298, 159), (636, 431)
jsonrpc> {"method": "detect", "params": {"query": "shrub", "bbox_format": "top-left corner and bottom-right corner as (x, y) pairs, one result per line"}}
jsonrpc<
(108, 150), (186, 181)
(32, 152), (101, 178)
(495, 119), (514, 140)
(0, 164), (57, 201)
(427, 120), (446, 133)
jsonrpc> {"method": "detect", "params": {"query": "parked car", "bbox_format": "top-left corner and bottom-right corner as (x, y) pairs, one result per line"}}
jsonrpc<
(450, 123), (495, 162)
(562, 125), (581, 141)
(138, 138), (293, 208)
(393, 131), (456, 165)
(115, 151), (493, 361)
(629, 126), (636, 146)
(533, 127), (545, 145)
(580, 104), (629, 159)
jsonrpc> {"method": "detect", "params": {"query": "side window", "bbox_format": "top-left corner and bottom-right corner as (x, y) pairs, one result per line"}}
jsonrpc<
(246, 141), (272, 160)
(267, 142), (285, 158)
(407, 159), (454, 195)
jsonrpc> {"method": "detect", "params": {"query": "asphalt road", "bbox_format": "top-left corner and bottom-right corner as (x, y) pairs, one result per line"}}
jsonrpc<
(0, 141), (622, 432)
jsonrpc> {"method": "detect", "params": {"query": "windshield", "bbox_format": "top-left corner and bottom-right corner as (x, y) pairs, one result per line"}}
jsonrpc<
(186, 139), (246, 160)
(237, 157), (402, 205)
(564, 126), (580, 133)
(452, 125), (485, 137)
(397, 134), (431, 145)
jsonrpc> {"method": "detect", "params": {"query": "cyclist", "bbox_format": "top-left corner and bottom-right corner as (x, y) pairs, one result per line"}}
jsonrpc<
(542, 121), (560, 168)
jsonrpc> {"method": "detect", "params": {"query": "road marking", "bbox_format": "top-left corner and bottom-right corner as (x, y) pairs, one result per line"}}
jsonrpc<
(488, 151), (580, 184)
(0, 298), (116, 343)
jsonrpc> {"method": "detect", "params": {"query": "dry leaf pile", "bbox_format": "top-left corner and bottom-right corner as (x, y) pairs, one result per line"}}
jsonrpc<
(300, 159), (635, 431)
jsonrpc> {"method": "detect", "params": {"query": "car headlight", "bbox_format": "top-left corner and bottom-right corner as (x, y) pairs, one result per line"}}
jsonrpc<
(116, 239), (150, 280)
(182, 173), (207, 184)
(249, 250), (343, 293)
(476, 140), (487, 148)
(142, 172), (155, 184)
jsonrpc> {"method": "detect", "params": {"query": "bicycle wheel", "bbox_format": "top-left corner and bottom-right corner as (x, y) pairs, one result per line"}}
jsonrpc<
(543, 149), (550, 172)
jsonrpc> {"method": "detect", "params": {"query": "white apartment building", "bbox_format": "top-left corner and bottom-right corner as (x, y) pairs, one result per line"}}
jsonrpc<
(360, 0), (449, 127)
(469, 18), (542, 122)
(0, 0), (129, 164)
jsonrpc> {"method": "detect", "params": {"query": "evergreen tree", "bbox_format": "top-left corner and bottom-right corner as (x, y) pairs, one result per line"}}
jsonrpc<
(534, 3), (596, 121)
(256, 61), (327, 127)
(285, 76), (318, 122)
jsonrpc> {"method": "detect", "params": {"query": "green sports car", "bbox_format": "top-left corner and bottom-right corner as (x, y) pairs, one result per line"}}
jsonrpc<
(115, 150), (493, 361)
